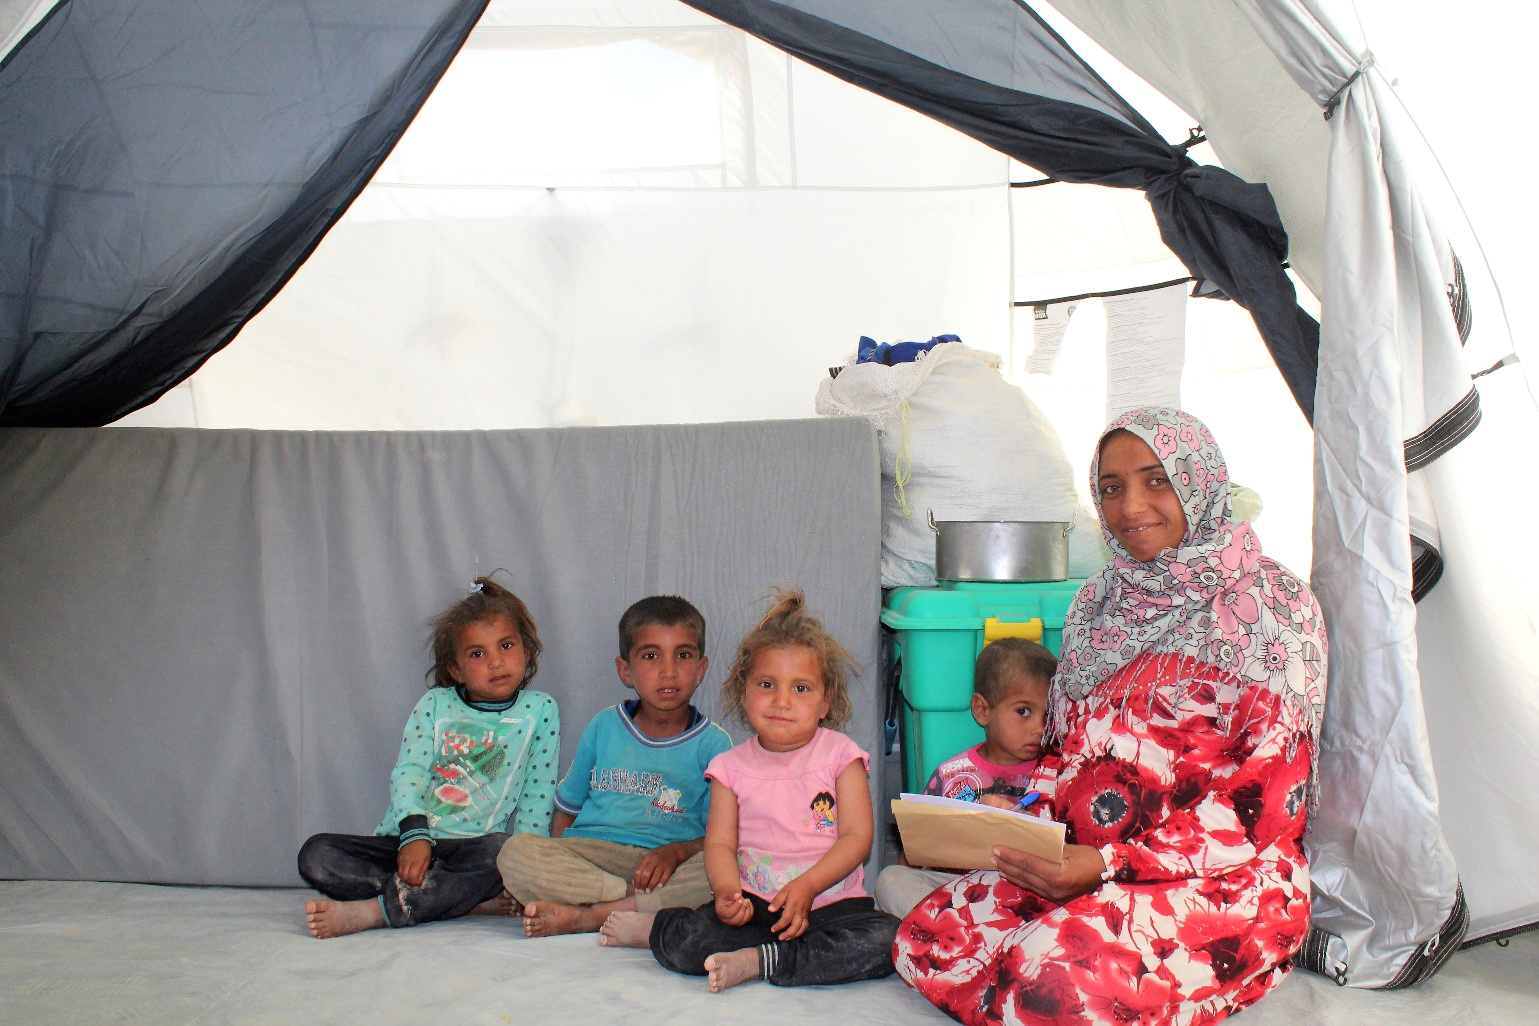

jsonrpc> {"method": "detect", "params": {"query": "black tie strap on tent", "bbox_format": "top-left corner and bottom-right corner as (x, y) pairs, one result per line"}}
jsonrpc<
(681, 0), (1321, 420)
(0, 0), (488, 426)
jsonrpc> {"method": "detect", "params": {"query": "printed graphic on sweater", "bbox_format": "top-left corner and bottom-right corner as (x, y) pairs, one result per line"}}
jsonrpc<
(589, 767), (684, 818)
(426, 719), (514, 820)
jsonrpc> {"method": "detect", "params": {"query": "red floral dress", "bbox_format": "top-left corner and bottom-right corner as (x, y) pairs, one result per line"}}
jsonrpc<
(894, 651), (1313, 1025)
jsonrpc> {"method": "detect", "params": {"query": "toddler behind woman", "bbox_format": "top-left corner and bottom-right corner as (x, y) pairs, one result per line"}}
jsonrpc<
(599, 589), (899, 992)
(297, 577), (560, 937)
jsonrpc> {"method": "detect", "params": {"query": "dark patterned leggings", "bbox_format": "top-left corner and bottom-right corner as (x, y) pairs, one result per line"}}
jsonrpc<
(650, 894), (899, 987)
(297, 832), (507, 928)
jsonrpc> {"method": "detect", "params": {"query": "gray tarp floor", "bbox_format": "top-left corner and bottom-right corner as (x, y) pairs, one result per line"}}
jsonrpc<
(2, 880), (1536, 1025)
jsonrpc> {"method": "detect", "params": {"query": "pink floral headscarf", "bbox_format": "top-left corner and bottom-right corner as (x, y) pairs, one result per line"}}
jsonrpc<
(1054, 408), (1328, 784)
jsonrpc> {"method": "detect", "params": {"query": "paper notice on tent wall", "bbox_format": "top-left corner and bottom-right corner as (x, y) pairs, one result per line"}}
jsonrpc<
(1026, 302), (1077, 375)
(1104, 284), (1185, 422)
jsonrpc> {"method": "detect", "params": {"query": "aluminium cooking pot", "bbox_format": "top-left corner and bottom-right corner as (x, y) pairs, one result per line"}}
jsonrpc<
(928, 510), (1071, 582)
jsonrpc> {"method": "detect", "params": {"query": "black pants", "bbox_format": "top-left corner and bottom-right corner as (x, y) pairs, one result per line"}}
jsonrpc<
(650, 893), (899, 987)
(297, 832), (508, 928)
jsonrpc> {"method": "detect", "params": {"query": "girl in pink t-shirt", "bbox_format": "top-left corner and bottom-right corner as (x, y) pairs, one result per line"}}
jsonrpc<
(598, 589), (898, 993)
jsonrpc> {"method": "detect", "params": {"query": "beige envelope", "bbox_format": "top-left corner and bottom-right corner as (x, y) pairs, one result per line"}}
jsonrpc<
(891, 798), (1066, 871)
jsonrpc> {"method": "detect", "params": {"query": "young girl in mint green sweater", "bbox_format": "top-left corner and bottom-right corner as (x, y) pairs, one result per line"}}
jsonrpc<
(298, 577), (559, 938)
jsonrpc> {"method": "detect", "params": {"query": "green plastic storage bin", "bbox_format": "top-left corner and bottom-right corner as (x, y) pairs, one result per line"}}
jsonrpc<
(881, 579), (1085, 791)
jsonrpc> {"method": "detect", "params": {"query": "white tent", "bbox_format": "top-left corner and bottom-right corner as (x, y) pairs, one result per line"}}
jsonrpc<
(4, 0), (1537, 992)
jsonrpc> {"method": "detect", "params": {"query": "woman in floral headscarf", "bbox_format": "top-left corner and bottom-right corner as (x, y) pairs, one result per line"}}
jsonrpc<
(894, 407), (1328, 1026)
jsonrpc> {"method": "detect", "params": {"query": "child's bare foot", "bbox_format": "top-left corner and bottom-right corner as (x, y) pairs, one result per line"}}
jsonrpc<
(304, 898), (385, 939)
(471, 890), (523, 917)
(597, 910), (655, 948)
(705, 947), (761, 992)
(523, 901), (597, 937)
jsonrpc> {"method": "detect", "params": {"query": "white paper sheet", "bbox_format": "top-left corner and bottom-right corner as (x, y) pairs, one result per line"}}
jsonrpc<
(1026, 301), (1078, 375)
(1104, 284), (1187, 421)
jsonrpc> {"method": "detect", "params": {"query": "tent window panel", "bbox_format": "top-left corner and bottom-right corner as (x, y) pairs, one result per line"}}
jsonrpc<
(188, 187), (1009, 431)
(378, 28), (745, 186)
(787, 58), (1008, 189)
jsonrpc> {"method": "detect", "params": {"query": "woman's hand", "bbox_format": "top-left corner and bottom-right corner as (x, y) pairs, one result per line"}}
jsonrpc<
(396, 838), (432, 887)
(768, 877), (818, 940)
(714, 889), (754, 927)
(991, 842), (1106, 903)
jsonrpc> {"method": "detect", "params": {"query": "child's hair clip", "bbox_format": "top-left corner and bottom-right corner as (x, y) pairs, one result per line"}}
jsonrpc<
(470, 581), (485, 594)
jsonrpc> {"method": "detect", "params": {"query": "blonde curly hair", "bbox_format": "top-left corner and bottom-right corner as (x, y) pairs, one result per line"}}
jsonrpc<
(719, 588), (855, 730)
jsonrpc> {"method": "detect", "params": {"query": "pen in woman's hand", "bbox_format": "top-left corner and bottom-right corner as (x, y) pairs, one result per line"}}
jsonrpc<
(1013, 791), (1042, 812)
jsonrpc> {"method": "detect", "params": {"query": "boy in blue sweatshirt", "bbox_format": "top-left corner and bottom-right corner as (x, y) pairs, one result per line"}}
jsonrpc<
(498, 595), (732, 936)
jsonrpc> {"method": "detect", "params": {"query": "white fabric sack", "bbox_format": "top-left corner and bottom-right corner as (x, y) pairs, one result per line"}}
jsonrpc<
(817, 341), (1105, 587)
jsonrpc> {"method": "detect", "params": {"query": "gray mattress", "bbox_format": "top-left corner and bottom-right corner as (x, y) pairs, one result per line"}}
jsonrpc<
(0, 419), (884, 885)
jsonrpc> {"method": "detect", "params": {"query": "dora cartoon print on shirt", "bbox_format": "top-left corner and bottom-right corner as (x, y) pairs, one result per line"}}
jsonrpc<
(808, 791), (837, 832)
